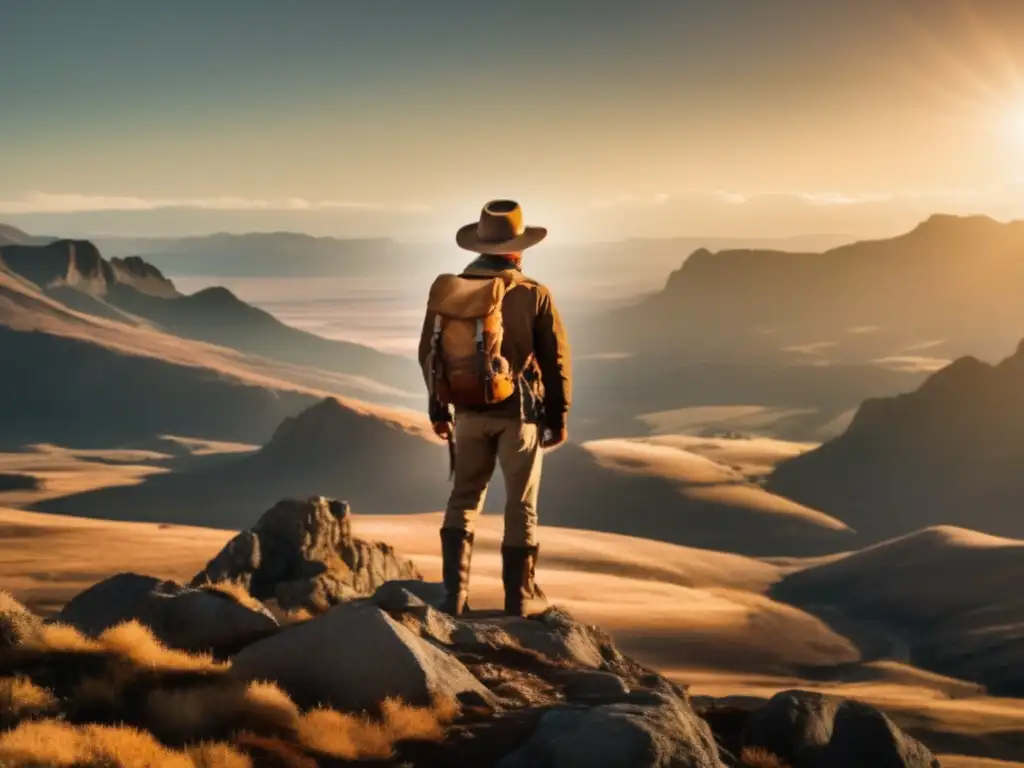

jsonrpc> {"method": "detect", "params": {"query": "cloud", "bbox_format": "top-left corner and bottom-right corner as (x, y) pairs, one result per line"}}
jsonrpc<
(794, 191), (895, 206)
(590, 192), (671, 209)
(0, 193), (431, 215)
(562, 185), (1024, 241)
(602, 188), (994, 209)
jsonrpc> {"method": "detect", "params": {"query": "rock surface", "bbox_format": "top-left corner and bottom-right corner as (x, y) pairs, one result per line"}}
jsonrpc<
(55, 572), (278, 654)
(192, 496), (421, 611)
(498, 691), (723, 768)
(372, 594), (725, 766)
(231, 599), (494, 712)
(373, 579), (447, 611)
(3, 502), (952, 768)
(740, 690), (939, 768)
(406, 603), (632, 675)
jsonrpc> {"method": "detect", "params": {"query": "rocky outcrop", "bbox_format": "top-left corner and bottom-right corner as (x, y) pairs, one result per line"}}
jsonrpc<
(499, 691), (722, 768)
(0, 240), (113, 294)
(109, 255), (180, 297)
(0, 498), (947, 768)
(739, 690), (939, 768)
(0, 240), (178, 299)
(191, 496), (421, 612)
(231, 600), (495, 713)
(381, 599), (726, 766)
(55, 572), (278, 654)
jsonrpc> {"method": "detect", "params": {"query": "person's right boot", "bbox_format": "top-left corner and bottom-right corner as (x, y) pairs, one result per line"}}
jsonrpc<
(502, 543), (549, 617)
(439, 528), (474, 616)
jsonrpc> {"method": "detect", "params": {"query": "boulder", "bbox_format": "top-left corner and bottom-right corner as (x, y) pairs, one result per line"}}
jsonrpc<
(415, 607), (626, 673)
(195, 531), (261, 590)
(373, 580), (447, 611)
(561, 670), (631, 703)
(498, 691), (723, 768)
(387, 602), (692, 719)
(0, 590), (42, 649)
(191, 497), (421, 612)
(56, 573), (278, 654)
(740, 690), (939, 768)
(231, 600), (494, 713)
(55, 573), (161, 636)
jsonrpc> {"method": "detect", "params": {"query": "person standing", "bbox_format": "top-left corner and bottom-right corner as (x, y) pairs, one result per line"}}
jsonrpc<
(418, 199), (571, 617)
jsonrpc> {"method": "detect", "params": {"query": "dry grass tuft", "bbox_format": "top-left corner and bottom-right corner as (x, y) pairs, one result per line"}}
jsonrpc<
(200, 581), (271, 618)
(0, 614), (459, 765)
(0, 722), (258, 767)
(297, 707), (391, 759)
(146, 680), (300, 743)
(382, 695), (457, 742)
(186, 740), (255, 768)
(0, 719), (194, 767)
(21, 622), (100, 654)
(99, 620), (225, 674)
(742, 746), (793, 768)
(296, 695), (459, 760)
(19, 620), (224, 676)
(0, 676), (57, 727)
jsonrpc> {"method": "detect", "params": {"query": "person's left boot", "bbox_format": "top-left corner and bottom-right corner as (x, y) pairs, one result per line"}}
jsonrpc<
(502, 543), (549, 617)
(439, 528), (474, 616)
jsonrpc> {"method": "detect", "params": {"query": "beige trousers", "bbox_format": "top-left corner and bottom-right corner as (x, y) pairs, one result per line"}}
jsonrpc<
(442, 411), (543, 547)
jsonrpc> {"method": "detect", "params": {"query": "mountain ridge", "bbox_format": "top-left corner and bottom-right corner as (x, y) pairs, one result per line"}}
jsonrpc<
(593, 214), (1024, 365)
(766, 336), (1024, 542)
(0, 238), (423, 397)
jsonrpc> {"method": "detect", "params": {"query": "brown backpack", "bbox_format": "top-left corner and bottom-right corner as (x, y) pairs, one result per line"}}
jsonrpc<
(423, 271), (523, 407)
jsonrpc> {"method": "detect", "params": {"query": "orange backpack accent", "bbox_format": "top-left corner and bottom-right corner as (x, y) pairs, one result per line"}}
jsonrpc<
(424, 272), (522, 407)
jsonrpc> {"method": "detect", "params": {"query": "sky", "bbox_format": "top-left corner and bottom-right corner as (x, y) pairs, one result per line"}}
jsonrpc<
(6, 0), (1024, 241)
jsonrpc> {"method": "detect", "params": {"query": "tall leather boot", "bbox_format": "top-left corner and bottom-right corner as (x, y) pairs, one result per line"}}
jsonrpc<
(439, 528), (474, 616)
(502, 544), (549, 617)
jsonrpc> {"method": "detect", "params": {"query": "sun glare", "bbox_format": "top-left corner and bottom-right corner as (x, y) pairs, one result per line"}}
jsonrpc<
(1004, 107), (1024, 148)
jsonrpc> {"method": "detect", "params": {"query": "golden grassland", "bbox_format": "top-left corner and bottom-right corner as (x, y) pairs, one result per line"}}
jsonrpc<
(0, 619), (457, 767)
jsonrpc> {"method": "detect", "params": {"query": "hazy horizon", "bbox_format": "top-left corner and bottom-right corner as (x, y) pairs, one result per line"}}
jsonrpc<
(8, 1), (1024, 240)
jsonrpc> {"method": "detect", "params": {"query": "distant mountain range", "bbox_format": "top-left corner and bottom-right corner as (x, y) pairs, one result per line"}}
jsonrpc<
(93, 230), (856, 303)
(0, 263), (320, 448)
(592, 214), (1024, 365)
(767, 338), (1024, 541)
(0, 238), (423, 400)
(8, 216), (1024, 554)
(0, 223), (52, 247)
(96, 232), (423, 279)
(0, 221), (954, 447)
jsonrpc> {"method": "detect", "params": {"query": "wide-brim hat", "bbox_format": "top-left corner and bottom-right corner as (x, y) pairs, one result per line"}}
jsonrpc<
(456, 199), (547, 254)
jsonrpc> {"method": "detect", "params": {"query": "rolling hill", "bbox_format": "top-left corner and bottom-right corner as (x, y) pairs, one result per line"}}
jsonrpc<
(772, 525), (1024, 696)
(30, 397), (852, 557)
(766, 337), (1024, 543)
(0, 265), (431, 449)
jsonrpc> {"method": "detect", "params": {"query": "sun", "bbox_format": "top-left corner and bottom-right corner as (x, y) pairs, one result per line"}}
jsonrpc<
(1000, 105), (1024, 152)
(1007, 108), (1024, 139)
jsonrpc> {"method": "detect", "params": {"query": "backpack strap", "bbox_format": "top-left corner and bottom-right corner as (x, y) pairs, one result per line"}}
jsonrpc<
(431, 314), (445, 397)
